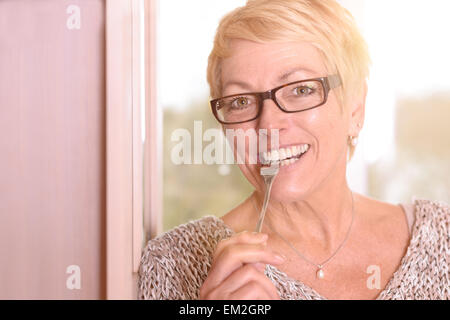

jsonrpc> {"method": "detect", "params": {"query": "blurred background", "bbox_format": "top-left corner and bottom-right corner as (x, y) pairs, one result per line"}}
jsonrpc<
(159, 0), (450, 231)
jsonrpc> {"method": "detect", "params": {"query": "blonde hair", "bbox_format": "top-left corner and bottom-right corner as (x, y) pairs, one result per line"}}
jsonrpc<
(207, 0), (371, 161)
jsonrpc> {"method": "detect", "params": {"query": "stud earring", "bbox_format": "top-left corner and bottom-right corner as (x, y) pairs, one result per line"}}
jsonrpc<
(349, 136), (359, 147)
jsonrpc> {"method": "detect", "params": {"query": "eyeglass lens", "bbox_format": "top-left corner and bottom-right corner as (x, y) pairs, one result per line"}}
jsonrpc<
(215, 80), (325, 124)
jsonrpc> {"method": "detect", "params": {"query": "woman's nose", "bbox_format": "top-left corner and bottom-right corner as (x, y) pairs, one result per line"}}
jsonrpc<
(256, 98), (288, 132)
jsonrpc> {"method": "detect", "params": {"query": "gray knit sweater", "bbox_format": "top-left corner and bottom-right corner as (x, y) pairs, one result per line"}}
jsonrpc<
(138, 199), (449, 300)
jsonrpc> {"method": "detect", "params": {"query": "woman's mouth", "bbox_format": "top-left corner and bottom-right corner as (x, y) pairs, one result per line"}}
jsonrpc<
(260, 144), (310, 167)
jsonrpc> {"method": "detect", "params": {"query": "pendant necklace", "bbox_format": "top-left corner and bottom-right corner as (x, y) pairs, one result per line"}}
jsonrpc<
(251, 191), (355, 280)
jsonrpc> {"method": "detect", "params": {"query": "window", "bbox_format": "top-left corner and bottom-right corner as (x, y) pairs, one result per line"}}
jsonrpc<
(158, 0), (450, 233)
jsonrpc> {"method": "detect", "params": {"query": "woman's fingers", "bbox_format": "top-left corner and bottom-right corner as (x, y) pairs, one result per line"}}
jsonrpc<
(210, 242), (284, 279)
(213, 231), (268, 261)
(199, 231), (284, 300)
(252, 262), (267, 273)
(206, 264), (279, 300)
(228, 281), (277, 300)
(202, 242), (284, 296)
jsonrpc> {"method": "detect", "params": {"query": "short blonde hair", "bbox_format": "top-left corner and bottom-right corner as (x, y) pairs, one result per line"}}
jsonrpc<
(207, 0), (371, 161)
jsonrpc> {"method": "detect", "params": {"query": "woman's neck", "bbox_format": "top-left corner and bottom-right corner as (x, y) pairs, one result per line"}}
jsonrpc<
(252, 183), (354, 251)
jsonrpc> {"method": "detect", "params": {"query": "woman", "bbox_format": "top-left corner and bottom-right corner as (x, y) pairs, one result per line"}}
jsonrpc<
(139, 0), (449, 300)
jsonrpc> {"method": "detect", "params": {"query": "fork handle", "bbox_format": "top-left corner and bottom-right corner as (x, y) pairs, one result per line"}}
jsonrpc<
(255, 176), (275, 233)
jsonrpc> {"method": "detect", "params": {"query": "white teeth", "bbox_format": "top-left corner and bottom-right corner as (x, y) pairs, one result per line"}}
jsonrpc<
(262, 152), (268, 164)
(279, 149), (287, 160)
(280, 157), (300, 167)
(262, 144), (309, 165)
(272, 150), (280, 161)
(286, 148), (292, 158)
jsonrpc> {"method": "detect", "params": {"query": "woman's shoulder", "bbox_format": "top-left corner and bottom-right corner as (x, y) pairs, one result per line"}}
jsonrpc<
(372, 198), (449, 300)
(398, 197), (448, 235)
(385, 198), (449, 299)
(138, 216), (233, 300)
(410, 198), (449, 251)
(411, 198), (448, 256)
(411, 198), (449, 231)
(142, 215), (233, 254)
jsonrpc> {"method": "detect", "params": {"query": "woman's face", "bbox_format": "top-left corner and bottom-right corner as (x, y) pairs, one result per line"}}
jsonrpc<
(221, 40), (356, 203)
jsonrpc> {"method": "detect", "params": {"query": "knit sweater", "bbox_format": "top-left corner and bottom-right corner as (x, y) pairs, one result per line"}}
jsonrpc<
(138, 199), (450, 300)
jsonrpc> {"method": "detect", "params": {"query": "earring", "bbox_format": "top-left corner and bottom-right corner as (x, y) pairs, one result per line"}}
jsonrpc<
(349, 123), (362, 147)
(349, 136), (359, 147)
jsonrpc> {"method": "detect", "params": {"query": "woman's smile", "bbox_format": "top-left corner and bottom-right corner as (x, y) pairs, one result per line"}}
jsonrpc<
(260, 143), (311, 171)
(261, 144), (310, 165)
(270, 146), (311, 178)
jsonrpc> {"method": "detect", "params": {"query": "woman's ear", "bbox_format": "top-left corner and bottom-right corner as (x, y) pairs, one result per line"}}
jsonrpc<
(349, 81), (367, 136)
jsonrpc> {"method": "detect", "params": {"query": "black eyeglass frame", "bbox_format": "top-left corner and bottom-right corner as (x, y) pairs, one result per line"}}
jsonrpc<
(210, 74), (342, 125)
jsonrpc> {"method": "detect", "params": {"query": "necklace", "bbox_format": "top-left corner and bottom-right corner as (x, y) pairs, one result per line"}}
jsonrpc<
(251, 191), (355, 280)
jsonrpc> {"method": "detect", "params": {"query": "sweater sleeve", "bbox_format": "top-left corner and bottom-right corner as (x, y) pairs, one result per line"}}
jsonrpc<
(383, 199), (450, 300)
(138, 216), (233, 300)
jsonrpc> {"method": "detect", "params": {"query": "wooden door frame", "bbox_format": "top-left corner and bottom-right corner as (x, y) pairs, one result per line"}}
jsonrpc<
(106, 0), (159, 299)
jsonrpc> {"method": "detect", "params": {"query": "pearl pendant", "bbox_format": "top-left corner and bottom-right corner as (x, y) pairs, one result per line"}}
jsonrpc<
(316, 268), (324, 279)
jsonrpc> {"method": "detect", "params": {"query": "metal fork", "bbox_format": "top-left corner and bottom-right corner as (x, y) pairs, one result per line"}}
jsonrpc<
(255, 163), (280, 233)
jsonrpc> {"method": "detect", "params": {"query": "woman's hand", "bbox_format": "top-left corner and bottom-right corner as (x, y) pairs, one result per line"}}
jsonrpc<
(199, 231), (284, 300)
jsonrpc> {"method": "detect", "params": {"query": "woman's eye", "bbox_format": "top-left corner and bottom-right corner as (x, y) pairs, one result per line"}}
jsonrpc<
(294, 86), (314, 96)
(231, 97), (250, 108)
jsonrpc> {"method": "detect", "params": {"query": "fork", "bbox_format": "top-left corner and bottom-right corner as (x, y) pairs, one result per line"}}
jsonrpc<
(255, 163), (280, 233)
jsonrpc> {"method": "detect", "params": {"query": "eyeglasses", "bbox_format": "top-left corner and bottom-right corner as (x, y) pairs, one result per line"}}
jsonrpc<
(210, 75), (342, 125)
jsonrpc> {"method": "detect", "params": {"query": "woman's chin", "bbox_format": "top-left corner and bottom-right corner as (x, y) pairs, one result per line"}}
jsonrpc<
(266, 183), (308, 204)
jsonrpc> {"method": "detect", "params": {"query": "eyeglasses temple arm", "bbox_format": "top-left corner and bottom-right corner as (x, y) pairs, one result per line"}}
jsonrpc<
(327, 74), (342, 89)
